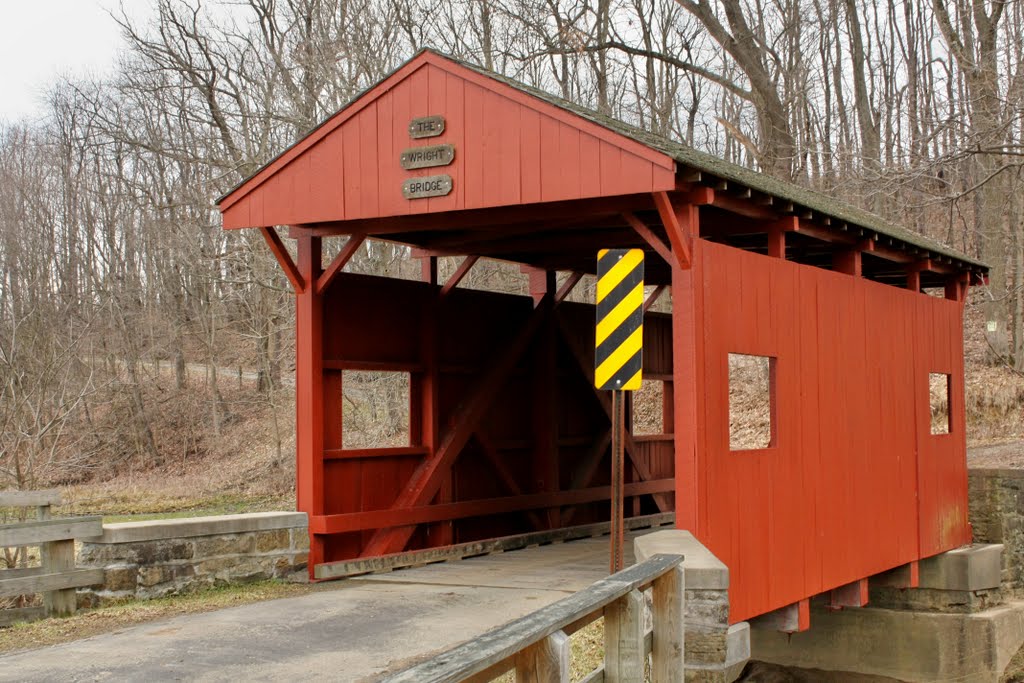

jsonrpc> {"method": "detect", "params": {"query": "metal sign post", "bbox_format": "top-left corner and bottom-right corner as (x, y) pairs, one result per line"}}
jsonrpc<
(595, 248), (644, 573)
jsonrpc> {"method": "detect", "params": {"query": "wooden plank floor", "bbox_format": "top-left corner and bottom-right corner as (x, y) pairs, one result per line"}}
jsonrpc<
(350, 530), (649, 594)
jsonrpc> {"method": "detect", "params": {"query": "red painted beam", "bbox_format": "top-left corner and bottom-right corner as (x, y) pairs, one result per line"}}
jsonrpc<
(829, 578), (869, 609)
(623, 212), (674, 264)
(309, 479), (676, 535)
(316, 234), (365, 294)
(260, 226), (305, 292)
(441, 255), (479, 296)
(323, 359), (426, 373)
(361, 303), (549, 555)
(555, 272), (583, 303)
(554, 313), (672, 513)
(288, 195), (657, 238)
(474, 431), (546, 530)
(653, 191), (692, 268)
(295, 235), (323, 576)
(323, 446), (429, 460)
(644, 284), (667, 312)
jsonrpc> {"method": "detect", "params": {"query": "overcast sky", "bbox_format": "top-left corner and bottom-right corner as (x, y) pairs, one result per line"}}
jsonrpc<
(0, 1), (155, 123)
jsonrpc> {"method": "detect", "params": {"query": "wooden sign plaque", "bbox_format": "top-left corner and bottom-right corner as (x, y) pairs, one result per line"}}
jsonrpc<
(400, 144), (455, 170)
(409, 115), (445, 139)
(403, 174), (453, 199)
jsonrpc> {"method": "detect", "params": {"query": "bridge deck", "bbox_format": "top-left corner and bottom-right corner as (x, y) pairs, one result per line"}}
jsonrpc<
(0, 531), (652, 682)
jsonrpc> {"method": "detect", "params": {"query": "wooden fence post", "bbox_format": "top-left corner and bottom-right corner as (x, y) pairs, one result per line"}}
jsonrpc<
(43, 538), (77, 617)
(604, 589), (645, 682)
(652, 565), (685, 681)
(514, 630), (570, 683)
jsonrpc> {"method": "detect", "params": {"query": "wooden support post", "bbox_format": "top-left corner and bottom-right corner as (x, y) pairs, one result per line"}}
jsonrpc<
(296, 235), (325, 576)
(768, 227), (786, 259)
(753, 599), (810, 633)
(527, 268), (556, 306)
(604, 589), (645, 682)
(36, 499), (72, 618)
(42, 539), (76, 617)
(514, 630), (570, 683)
(652, 564), (686, 681)
(833, 249), (862, 276)
(421, 255), (450, 546)
(906, 269), (921, 292)
(946, 274), (968, 302)
(528, 269), (559, 528)
(665, 198), (702, 532)
(421, 253), (438, 284)
(829, 578), (869, 608)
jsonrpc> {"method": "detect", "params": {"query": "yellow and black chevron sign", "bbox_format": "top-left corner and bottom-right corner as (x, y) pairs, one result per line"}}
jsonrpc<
(595, 248), (644, 391)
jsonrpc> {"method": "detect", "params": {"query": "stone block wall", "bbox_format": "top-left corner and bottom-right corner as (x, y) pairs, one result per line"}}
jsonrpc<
(968, 467), (1024, 595)
(635, 529), (750, 683)
(78, 512), (308, 605)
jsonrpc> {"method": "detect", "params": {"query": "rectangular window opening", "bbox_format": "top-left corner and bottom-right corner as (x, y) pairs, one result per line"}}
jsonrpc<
(729, 354), (777, 450)
(342, 370), (411, 449)
(930, 372), (952, 435)
(631, 379), (665, 436)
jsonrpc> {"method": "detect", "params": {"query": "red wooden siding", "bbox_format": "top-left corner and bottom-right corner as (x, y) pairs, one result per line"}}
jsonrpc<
(221, 54), (675, 230)
(690, 239), (970, 623)
(310, 272), (675, 563)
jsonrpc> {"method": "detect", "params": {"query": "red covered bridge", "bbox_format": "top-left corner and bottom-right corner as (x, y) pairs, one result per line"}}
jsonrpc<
(217, 49), (987, 625)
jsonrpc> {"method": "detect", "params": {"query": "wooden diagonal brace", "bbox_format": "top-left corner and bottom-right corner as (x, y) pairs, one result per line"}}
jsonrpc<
(560, 430), (612, 526)
(652, 192), (692, 269)
(260, 227), (304, 293)
(555, 272), (583, 303)
(441, 255), (479, 296)
(623, 213), (674, 265)
(362, 302), (549, 556)
(554, 314), (671, 513)
(474, 431), (546, 531)
(316, 234), (365, 294)
(644, 285), (666, 312)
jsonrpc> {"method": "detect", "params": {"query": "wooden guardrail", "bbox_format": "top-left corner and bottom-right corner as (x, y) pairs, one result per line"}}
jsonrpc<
(0, 490), (103, 625)
(383, 553), (685, 683)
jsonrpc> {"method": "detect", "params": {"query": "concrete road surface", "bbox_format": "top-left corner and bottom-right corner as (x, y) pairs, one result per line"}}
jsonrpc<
(0, 534), (640, 682)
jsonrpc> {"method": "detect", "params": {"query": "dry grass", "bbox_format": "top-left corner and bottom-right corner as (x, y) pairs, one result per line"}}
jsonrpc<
(729, 354), (774, 450)
(0, 580), (316, 654)
(493, 618), (606, 682)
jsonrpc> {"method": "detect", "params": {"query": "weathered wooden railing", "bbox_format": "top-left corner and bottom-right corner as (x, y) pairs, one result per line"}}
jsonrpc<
(0, 490), (103, 625)
(383, 553), (685, 683)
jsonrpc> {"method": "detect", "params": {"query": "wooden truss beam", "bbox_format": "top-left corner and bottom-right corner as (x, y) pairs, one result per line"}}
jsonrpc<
(474, 431), (546, 531)
(554, 313), (672, 513)
(361, 302), (549, 556)
(312, 479), (675, 535)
